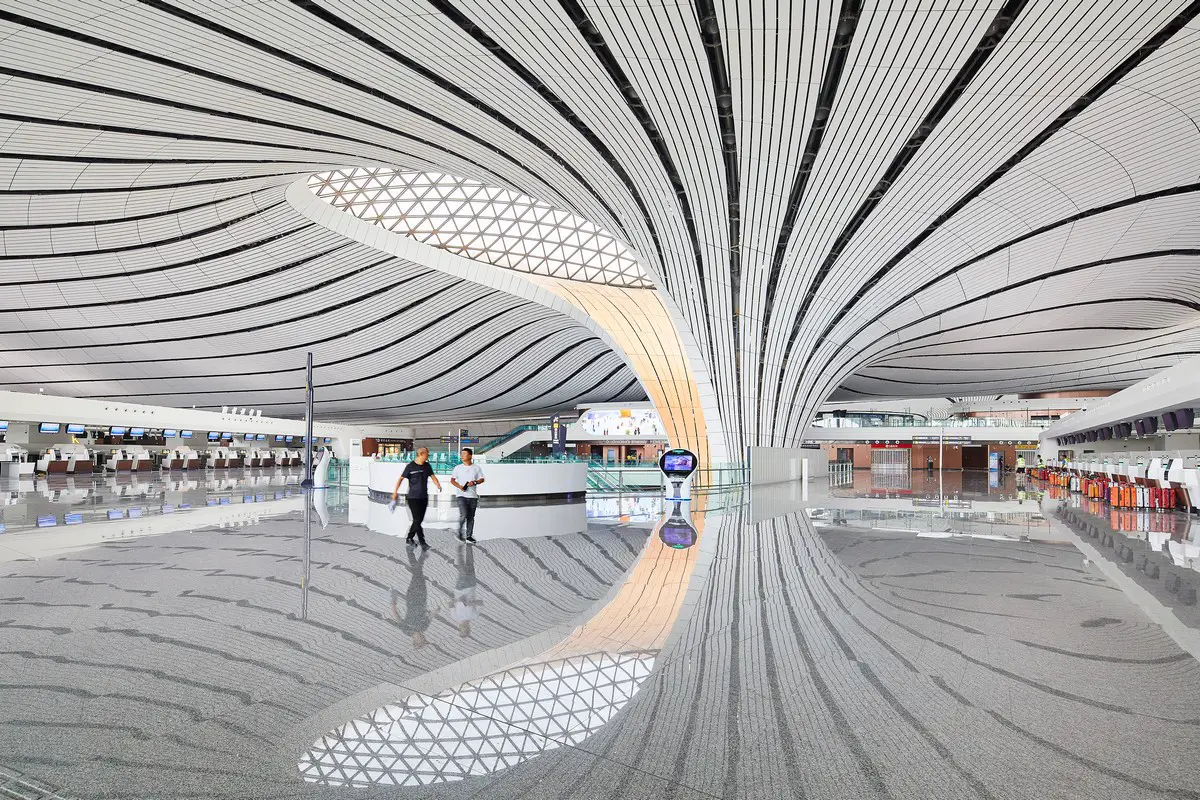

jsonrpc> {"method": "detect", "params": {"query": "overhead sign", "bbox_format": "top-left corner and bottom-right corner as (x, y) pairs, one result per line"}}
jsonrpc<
(871, 442), (911, 449)
(441, 436), (480, 444)
(912, 435), (972, 444)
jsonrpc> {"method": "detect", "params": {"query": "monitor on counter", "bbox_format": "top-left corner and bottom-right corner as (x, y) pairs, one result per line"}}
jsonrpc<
(39, 422), (61, 434)
(256, 434), (266, 441)
(324, 437), (331, 443)
(163, 429), (178, 438)
(221, 432), (233, 439)
(180, 430), (193, 438)
(110, 426), (127, 436)
(0, 421), (7, 432)
(207, 432), (220, 441)
(244, 433), (255, 441)
(66, 424), (86, 435)
(130, 428), (145, 437)
(285, 436), (294, 443)
(274, 435), (283, 442)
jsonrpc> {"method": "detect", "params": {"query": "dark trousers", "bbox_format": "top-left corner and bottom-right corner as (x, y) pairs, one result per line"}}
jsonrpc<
(456, 496), (478, 538)
(406, 497), (428, 543)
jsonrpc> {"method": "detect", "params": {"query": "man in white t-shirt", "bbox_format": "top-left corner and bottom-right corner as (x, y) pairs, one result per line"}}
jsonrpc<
(450, 448), (485, 543)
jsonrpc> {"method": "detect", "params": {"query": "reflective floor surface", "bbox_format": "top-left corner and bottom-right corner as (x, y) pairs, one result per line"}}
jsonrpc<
(1, 473), (1198, 799)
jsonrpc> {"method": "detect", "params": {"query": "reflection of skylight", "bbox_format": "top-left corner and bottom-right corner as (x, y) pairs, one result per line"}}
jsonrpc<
(299, 651), (655, 787)
(309, 169), (653, 289)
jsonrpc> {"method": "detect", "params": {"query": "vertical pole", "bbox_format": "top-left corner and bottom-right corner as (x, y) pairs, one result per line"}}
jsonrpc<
(939, 423), (944, 506)
(302, 493), (311, 619)
(302, 352), (314, 488)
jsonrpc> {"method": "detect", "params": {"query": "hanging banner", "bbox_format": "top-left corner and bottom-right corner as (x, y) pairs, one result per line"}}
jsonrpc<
(550, 414), (567, 455)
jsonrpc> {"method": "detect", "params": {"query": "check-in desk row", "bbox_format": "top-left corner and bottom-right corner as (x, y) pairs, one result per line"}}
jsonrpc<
(1053, 456), (1200, 512)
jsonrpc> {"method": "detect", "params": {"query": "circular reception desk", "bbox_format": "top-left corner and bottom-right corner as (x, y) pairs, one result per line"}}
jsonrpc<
(365, 460), (588, 503)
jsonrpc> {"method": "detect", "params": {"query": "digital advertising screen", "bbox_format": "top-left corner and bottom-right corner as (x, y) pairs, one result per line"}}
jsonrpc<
(662, 453), (694, 473)
(39, 422), (61, 434)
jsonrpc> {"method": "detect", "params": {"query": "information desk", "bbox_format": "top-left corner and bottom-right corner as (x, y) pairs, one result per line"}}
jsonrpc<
(365, 460), (587, 501)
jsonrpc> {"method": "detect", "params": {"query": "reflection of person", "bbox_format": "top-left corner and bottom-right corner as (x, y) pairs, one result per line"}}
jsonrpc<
(451, 543), (480, 638)
(450, 448), (484, 543)
(392, 546), (431, 648)
(392, 447), (441, 548)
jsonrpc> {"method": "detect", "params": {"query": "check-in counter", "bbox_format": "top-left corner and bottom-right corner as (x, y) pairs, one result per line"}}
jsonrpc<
(105, 448), (135, 472)
(1182, 461), (1200, 513)
(165, 447), (201, 470)
(275, 448), (301, 467)
(0, 445), (34, 478)
(1130, 459), (1148, 485)
(64, 445), (93, 475)
(36, 448), (71, 474)
(209, 447), (229, 469)
(257, 448), (275, 468)
(1148, 458), (1169, 488)
(127, 446), (152, 472)
(226, 449), (245, 469)
(1102, 460), (1119, 480)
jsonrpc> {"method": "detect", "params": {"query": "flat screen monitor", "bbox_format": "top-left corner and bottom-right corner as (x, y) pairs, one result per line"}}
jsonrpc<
(66, 424), (86, 435)
(274, 435), (283, 442)
(256, 434), (266, 441)
(0, 421), (7, 432)
(180, 430), (193, 438)
(207, 432), (220, 441)
(324, 437), (331, 443)
(163, 429), (178, 438)
(245, 434), (255, 441)
(110, 426), (127, 436)
(39, 423), (61, 434)
(662, 453), (694, 473)
(130, 428), (145, 437)
(285, 436), (294, 443)
(221, 432), (233, 439)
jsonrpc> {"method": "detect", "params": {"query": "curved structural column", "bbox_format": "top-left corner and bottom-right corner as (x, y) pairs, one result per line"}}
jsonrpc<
(288, 181), (723, 464)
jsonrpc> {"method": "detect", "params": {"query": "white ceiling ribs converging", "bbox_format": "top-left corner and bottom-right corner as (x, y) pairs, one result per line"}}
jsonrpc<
(0, 1), (1197, 442)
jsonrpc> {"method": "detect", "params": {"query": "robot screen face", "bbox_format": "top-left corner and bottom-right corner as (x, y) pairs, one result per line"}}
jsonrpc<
(663, 454), (694, 473)
(660, 524), (697, 549)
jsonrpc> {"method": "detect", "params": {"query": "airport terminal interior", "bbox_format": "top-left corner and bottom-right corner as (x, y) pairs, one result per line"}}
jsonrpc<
(2, 3), (1200, 798)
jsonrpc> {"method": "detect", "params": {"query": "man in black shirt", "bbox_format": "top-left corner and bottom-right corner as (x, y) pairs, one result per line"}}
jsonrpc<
(392, 447), (442, 547)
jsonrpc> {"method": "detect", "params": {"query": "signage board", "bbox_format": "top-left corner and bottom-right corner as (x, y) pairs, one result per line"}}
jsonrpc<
(912, 435), (972, 444)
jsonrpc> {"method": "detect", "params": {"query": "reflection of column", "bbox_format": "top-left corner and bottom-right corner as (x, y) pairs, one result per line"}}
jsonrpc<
(530, 278), (711, 468)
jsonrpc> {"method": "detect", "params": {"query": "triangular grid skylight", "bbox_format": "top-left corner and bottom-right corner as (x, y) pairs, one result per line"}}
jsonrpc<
(310, 168), (653, 288)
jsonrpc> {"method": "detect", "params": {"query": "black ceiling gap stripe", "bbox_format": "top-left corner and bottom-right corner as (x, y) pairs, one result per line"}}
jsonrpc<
(1, 243), (364, 319)
(813, 180), (1200, 366)
(694, 0), (745, 451)
(0, 222), (312, 288)
(0, 170), (294, 196)
(872, 326), (1166, 361)
(0, 11), (530, 189)
(849, 356), (1198, 387)
(28, 293), (512, 385)
(124, 1), (609, 225)
(280, 336), (604, 409)
(555, 0), (723, 424)
(796, 248), (1200, 424)
(0, 111), (375, 163)
(289, 0), (632, 244)
(0, 200), (287, 263)
(864, 346), (1200, 373)
(1, 270), (453, 358)
(305, 353), (629, 417)
(0, 66), (440, 173)
(0, 152), (325, 166)
(66, 303), (540, 392)
(419, 0), (668, 277)
(774, 0), (1027, 436)
(604, 378), (643, 403)
(0, 189), (262, 232)
(754, 0), (861, 433)
(788, 0), (1200, 434)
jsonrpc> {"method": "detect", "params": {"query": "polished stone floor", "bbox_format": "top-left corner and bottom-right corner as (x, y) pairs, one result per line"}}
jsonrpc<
(1, 473), (1198, 798)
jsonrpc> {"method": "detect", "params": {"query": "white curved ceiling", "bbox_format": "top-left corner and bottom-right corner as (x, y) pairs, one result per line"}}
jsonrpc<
(1, 2), (1198, 443)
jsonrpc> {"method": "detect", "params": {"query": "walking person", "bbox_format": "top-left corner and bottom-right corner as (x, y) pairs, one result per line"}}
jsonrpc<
(450, 447), (484, 543)
(392, 447), (441, 548)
